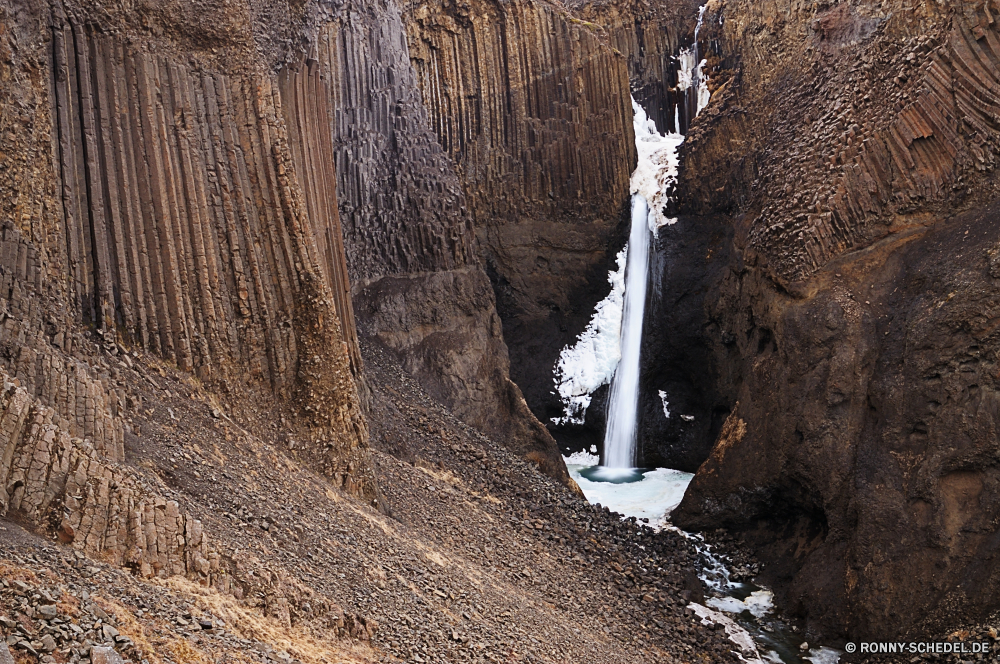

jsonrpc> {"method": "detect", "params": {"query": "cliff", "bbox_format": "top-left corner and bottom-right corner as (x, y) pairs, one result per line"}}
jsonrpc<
(565, 0), (703, 133)
(669, 0), (1000, 641)
(402, 0), (639, 426)
(310, 0), (571, 482)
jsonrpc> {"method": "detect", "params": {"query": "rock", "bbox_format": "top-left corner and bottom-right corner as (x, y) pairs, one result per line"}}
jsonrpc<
(37, 604), (57, 619)
(0, 644), (14, 664)
(89, 646), (125, 664)
(39, 634), (56, 652)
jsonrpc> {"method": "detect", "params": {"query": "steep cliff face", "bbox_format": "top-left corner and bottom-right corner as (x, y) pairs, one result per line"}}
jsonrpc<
(670, 0), (1000, 641)
(403, 0), (638, 426)
(312, 0), (570, 482)
(565, 0), (702, 133)
(0, 0), (380, 583)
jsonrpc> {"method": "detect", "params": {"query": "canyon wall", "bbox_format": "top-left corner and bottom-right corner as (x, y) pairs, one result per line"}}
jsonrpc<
(402, 0), (638, 426)
(671, 0), (1000, 641)
(311, 0), (570, 482)
(0, 0), (380, 561)
(565, 0), (703, 133)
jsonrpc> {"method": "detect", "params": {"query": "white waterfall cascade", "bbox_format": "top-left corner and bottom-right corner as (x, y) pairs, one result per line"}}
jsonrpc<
(553, 9), (712, 463)
(602, 194), (652, 468)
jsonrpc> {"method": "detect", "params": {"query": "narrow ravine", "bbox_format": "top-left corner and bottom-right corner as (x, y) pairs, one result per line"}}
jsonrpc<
(554, 18), (842, 664)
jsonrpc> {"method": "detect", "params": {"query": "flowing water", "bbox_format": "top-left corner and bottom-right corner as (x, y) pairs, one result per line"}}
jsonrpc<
(602, 195), (652, 468)
(557, 7), (841, 662)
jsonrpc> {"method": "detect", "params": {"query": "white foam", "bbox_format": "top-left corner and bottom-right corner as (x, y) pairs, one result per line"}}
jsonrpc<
(805, 647), (841, 664)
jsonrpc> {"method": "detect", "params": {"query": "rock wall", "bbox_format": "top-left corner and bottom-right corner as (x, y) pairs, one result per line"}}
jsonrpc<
(669, 0), (1000, 641)
(403, 0), (637, 424)
(0, 0), (379, 517)
(565, 0), (702, 133)
(0, 365), (223, 584)
(314, 0), (571, 482)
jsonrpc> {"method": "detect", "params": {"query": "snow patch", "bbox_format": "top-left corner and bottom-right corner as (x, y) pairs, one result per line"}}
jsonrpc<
(630, 100), (683, 232)
(563, 450), (600, 466)
(658, 390), (670, 418)
(689, 602), (767, 663)
(551, 248), (627, 425)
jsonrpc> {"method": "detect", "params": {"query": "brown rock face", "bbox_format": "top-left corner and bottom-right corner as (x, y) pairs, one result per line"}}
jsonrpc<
(0, 365), (223, 584)
(668, 0), (1000, 641)
(317, 0), (571, 482)
(566, 0), (703, 133)
(0, 0), (378, 530)
(403, 0), (637, 425)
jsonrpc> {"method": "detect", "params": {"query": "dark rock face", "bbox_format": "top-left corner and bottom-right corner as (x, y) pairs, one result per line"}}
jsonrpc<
(565, 0), (704, 133)
(403, 0), (638, 424)
(637, 214), (735, 472)
(318, 0), (570, 483)
(669, 0), (1000, 642)
(677, 203), (1000, 640)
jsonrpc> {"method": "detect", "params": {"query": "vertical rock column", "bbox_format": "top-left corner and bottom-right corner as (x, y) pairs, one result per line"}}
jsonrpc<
(46, 21), (376, 497)
(404, 0), (639, 422)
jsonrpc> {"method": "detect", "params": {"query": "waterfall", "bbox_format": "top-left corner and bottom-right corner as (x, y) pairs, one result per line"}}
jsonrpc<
(601, 6), (710, 469)
(602, 195), (652, 468)
(556, 9), (710, 470)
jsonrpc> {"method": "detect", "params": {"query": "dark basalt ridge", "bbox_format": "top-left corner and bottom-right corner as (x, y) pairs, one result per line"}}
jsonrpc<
(667, 0), (1000, 643)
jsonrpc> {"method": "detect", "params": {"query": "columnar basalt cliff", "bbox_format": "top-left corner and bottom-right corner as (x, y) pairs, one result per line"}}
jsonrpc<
(309, 0), (570, 482)
(44, 13), (374, 496)
(0, 365), (223, 584)
(564, 0), (703, 133)
(402, 0), (639, 424)
(668, 0), (1000, 642)
(11, 0), (1000, 655)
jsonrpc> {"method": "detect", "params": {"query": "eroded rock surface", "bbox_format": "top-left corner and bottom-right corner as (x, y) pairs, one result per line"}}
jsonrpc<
(669, 0), (1000, 642)
(403, 0), (638, 425)
(318, 0), (570, 481)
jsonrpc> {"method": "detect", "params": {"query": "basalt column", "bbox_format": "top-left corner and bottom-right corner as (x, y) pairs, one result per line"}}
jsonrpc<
(313, 0), (570, 483)
(404, 0), (638, 426)
(45, 18), (375, 497)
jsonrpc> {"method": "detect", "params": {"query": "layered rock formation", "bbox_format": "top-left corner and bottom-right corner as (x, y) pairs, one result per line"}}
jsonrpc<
(403, 0), (638, 425)
(0, 364), (223, 584)
(565, 0), (703, 133)
(311, 0), (570, 482)
(0, 0), (381, 597)
(669, 0), (1000, 642)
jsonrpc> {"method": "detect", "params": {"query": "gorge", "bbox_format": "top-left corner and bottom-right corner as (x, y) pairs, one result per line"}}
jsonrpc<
(1, 0), (1000, 662)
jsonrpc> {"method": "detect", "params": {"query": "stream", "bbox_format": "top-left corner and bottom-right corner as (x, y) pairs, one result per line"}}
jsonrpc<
(565, 451), (840, 664)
